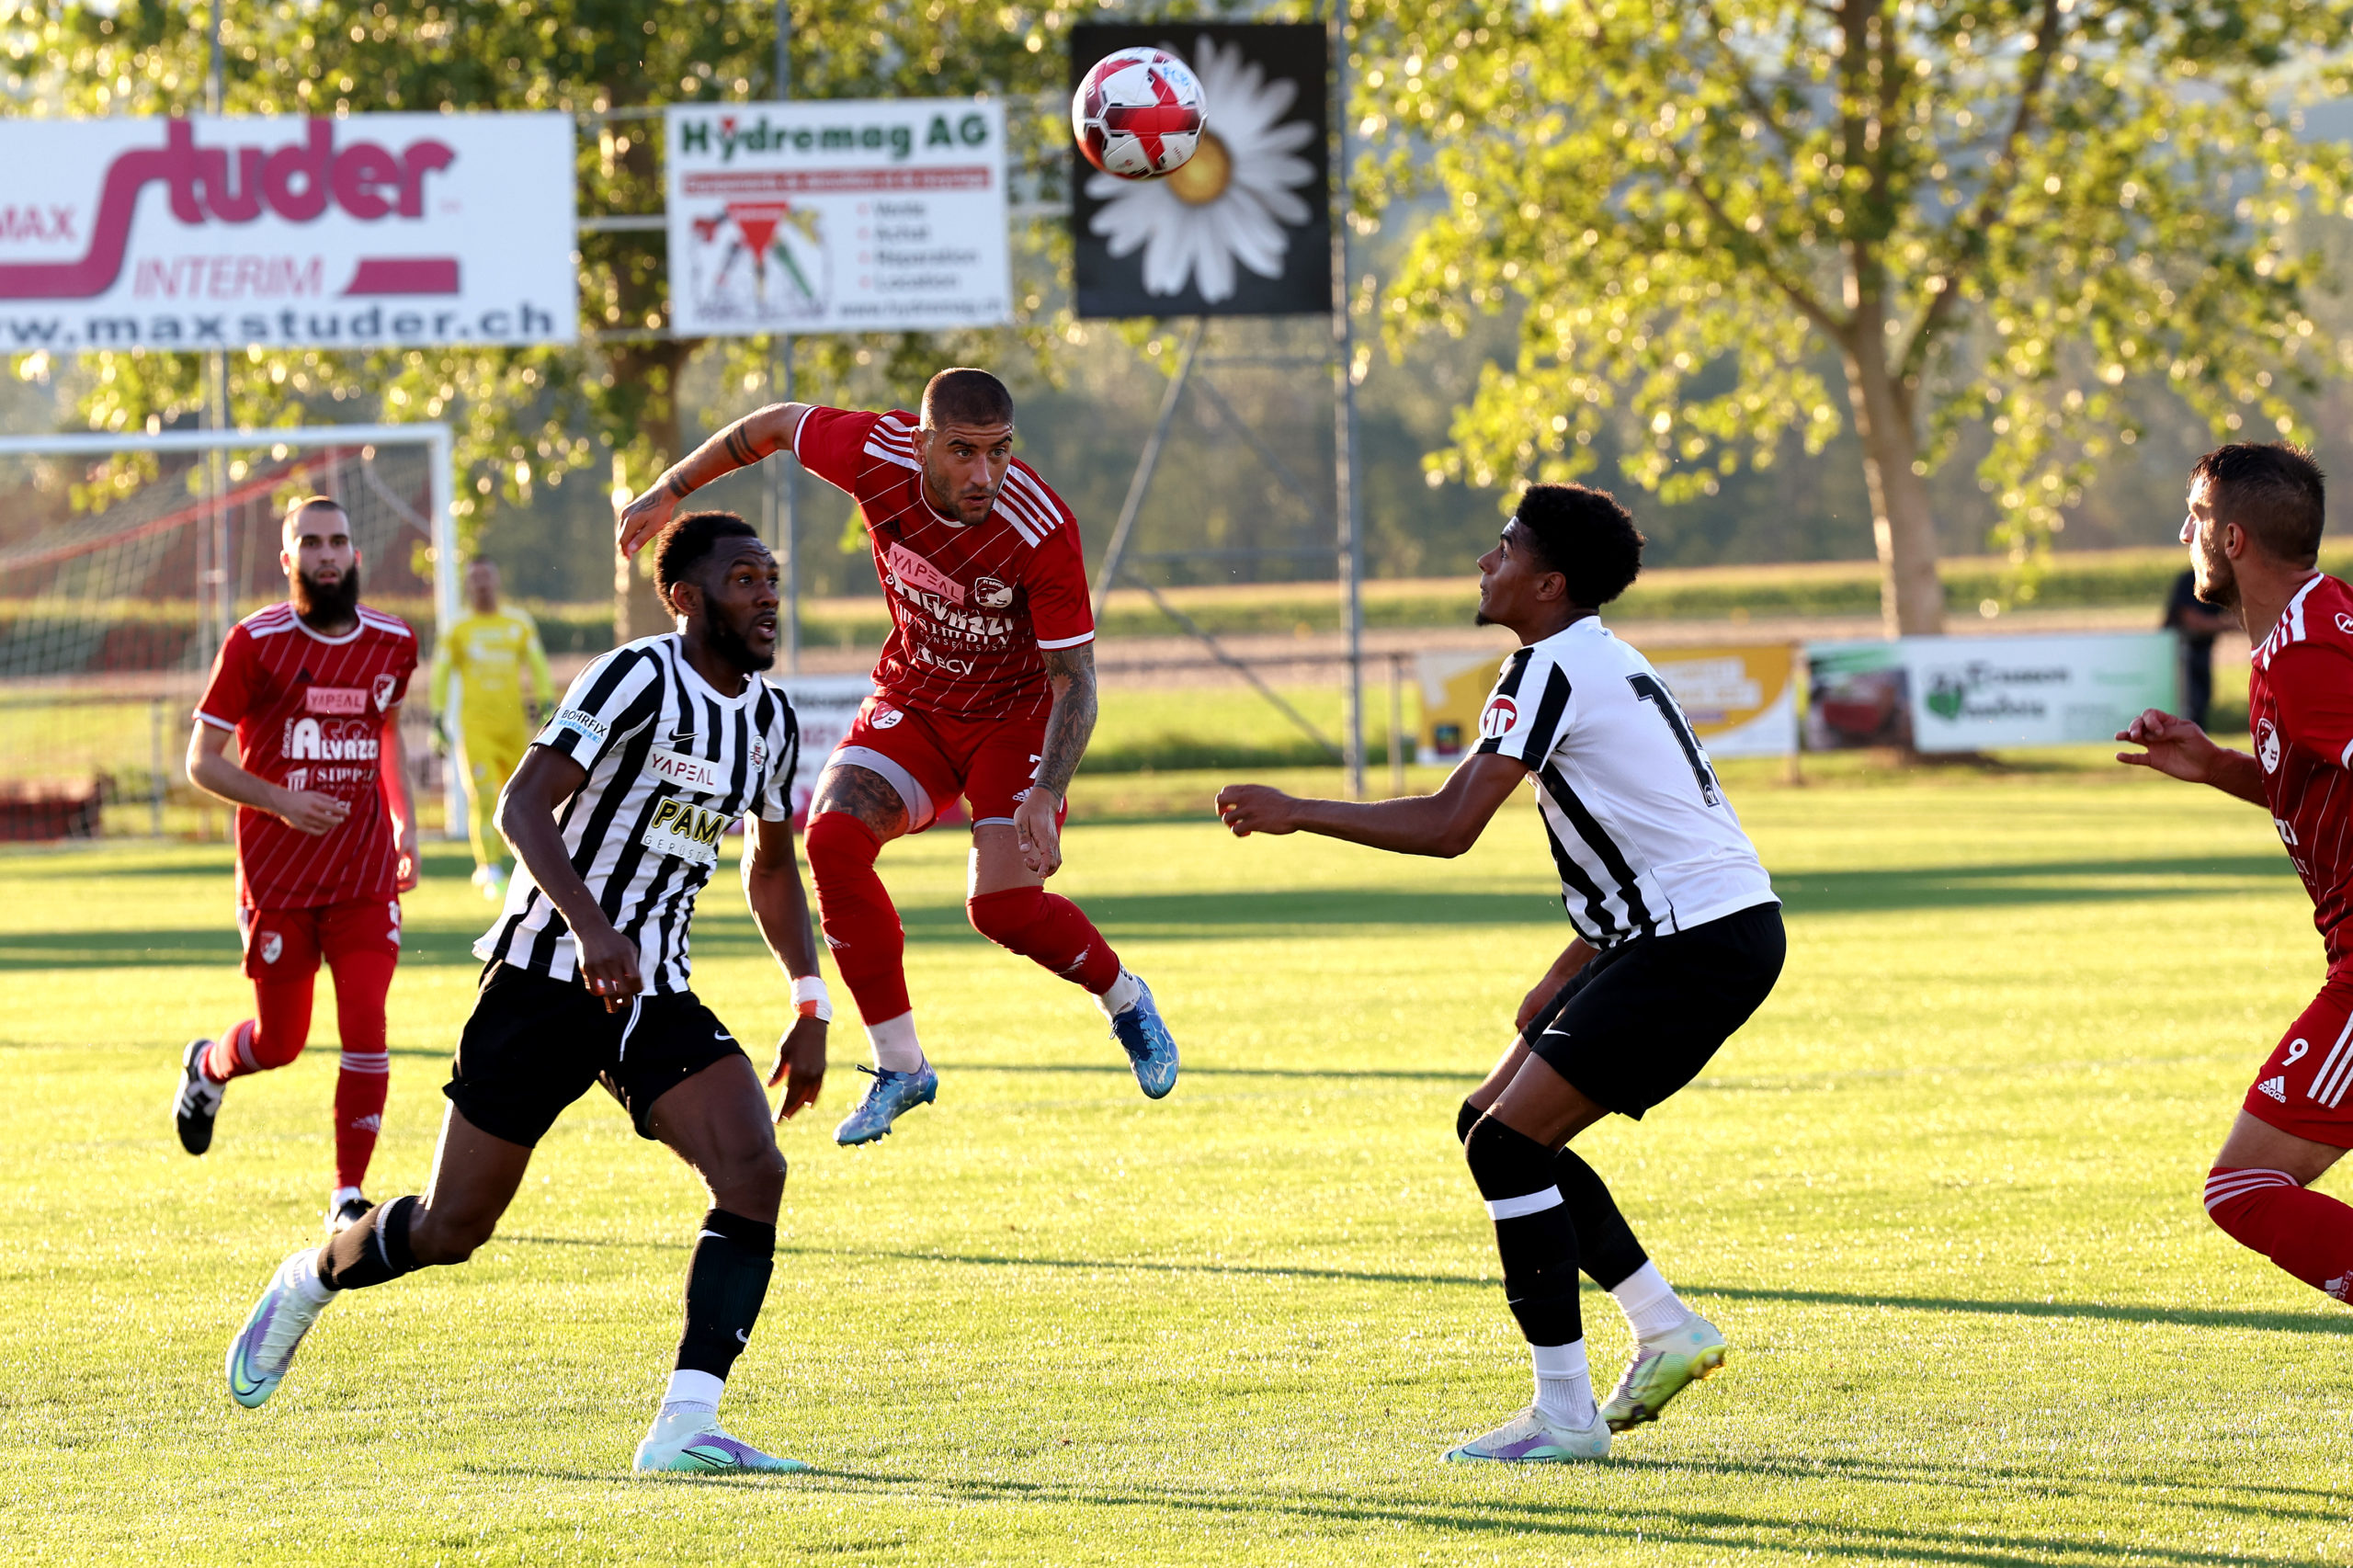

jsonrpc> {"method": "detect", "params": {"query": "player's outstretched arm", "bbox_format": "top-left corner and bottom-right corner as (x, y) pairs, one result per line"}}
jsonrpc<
(743, 812), (828, 1121)
(1013, 642), (1099, 879)
(1215, 753), (1529, 858)
(617, 402), (813, 559)
(185, 721), (349, 835)
(2115, 708), (2267, 804)
(497, 745), (644, 1012)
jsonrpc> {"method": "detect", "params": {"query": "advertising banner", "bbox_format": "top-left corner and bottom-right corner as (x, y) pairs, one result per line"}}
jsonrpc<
(0, 114), (575, 351)
(1070, 22), (1331, 319)
(665, 100), (1009, 336)
(773, 673), (875, 826)
(1805, 632), (2179, 752)
(1418, 643), (1798, 766)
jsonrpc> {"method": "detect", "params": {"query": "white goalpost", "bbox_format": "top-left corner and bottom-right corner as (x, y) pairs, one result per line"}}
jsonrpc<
(0, 422), (460, 840)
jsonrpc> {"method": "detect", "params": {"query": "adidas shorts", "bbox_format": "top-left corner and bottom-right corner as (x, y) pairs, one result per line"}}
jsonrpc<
(444, 962), (749, 1147)
(829, 696), (1061, 834)
(2244, 963), (2353, 1147)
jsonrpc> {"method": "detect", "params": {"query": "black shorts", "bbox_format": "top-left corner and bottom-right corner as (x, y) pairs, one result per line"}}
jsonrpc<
(1521, 902), (1786, 1119)
(445, 962), (750, 1147)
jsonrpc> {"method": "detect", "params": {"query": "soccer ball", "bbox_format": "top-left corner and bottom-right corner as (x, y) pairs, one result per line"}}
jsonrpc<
(1072, 47), (1208, 181)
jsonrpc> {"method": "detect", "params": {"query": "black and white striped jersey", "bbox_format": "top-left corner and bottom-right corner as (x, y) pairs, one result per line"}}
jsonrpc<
(474, 633), (800, 994)
(1475, 618), (1776, 949)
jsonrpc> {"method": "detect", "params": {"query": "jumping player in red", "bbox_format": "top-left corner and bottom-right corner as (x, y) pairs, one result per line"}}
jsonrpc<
(618, 368), (1177, 1144)
(2120, 441), (2353, 1304)
(172, 495), (419, 1234)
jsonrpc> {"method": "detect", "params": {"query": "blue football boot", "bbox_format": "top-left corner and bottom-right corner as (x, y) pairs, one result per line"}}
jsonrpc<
(1108, 973), (1179, 1099)
(833, 1062), (939, 1146)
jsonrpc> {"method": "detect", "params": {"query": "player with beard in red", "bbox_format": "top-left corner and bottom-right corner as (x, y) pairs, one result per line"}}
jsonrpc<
(171, 496), (419, 1235)
(2120, 442), (2353, 1306)
(618, 369), (1177, 1145)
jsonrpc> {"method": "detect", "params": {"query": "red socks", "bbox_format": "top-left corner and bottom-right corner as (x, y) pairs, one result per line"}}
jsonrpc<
(206, 977), (314, 1080)
(2206, 1165), (2353, 1300)
(806, 812), (912, 1024)
(330, 949), (396, 1192)
(966, 886), (1121, 994)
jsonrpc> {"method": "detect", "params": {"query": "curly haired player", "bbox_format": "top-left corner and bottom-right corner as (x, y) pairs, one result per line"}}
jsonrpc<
(2120, 441), (2353, 1306)
(619, 367), (1178, 1147)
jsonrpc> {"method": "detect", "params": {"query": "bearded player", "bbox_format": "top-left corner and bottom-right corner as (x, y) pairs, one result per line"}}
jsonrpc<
(2119, 442), (2353, 1306)
(222, 512), (829, 1474)
(171, 496), (418, 1235)
(618, 368), (1177, 1145)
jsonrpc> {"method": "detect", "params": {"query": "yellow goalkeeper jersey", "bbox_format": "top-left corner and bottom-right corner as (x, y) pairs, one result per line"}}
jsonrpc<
(432, 605), (553, 723)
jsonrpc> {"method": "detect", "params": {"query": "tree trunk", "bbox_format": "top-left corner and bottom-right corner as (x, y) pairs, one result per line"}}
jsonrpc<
(1842, 336), (1945, 637)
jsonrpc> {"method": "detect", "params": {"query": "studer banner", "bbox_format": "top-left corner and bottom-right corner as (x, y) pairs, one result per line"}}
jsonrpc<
(665, 99), (1010, 335)
(0, 113), (575, 351)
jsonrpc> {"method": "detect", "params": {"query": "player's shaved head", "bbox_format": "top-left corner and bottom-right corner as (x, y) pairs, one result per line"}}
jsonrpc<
(920, 368), (1014, 432)
(282, 495), (347, 541)
(1513, 483), (1645, 608)
(2191, 442), (2326, 567)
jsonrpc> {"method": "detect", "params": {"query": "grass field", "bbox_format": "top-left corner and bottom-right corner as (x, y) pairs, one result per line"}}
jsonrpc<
(6, 766), (2352, 1564)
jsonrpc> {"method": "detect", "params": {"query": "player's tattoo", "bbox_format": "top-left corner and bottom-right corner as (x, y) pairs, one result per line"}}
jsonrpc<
(1034, 642), (1098, 798)
(810, 762), (911, 840)
(664, 471), (692, 500)
(722, 425), (759, 469)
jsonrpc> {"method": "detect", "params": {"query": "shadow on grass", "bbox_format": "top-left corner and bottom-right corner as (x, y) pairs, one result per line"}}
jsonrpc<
(452, 1460), (2322, 1565)
(0, 853), (2294, 970)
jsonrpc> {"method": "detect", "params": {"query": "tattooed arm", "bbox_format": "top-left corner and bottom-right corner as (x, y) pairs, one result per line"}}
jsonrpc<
(617, 401), (812, 558)
(1011, 641), (1099, 879)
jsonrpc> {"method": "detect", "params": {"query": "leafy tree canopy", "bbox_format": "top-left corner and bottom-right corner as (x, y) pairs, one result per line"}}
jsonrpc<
(1360, 0), (2353, 631)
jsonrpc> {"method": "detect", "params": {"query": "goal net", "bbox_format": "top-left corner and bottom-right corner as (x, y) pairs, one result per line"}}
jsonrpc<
(0, 424), (457, 841)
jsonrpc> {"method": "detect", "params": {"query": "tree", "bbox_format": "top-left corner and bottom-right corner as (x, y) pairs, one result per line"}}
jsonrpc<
(1359, 0), (2353, 634)
(6, 0), (1070, 638)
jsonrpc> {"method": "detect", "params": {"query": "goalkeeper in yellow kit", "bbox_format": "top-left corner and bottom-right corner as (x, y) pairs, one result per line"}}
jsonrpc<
(430, 558), (554, 899)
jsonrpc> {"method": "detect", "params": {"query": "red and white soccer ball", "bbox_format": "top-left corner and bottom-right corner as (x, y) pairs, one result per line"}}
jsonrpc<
(1072, 47), (1209, 181)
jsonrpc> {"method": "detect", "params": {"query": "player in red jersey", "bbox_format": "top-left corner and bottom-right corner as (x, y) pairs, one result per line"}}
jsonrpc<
(171, 495), (420, 1234)
(618, 368), (1177, 1144)
(2120, 441), (2353, 1304)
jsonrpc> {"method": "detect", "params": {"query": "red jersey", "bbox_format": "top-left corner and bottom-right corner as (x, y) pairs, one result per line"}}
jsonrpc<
(2248, 574), (2353, 962)
(793, 405), (1094, 721)
(195, 600), (417, 911)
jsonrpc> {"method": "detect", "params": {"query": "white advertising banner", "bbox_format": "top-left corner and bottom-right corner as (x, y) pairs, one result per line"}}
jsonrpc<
(0, 114), (576, 351)
(1805, 632), (2179, 753)
(665, 99), (1010, 335)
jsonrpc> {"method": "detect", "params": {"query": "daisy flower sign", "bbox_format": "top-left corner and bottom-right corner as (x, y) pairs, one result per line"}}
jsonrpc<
(1070, 23), (1331, 319)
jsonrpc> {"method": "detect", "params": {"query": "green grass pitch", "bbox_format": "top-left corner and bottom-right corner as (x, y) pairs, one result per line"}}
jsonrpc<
(4, 767), (2350, 1563)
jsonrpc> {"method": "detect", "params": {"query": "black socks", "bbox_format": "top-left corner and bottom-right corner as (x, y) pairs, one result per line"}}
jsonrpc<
(315, 1194), (423, 1291)
(676, 1208), (777, 1380)
(1463, 1116), (1583, 1346)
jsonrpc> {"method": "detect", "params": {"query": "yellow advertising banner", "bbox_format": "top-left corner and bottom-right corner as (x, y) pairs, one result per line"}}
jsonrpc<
(1418, 642), (1798, 766)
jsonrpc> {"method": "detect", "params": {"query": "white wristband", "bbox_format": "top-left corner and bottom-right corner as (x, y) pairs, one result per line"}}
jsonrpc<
(791, 974), (833, 1023)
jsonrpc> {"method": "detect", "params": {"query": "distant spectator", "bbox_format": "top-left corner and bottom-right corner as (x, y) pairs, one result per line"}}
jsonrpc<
(2165, 567), (2233, 729)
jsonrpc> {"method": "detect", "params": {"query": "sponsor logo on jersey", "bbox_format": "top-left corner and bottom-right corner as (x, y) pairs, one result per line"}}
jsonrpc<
(2258, 717), (2281, 773)
(551, 707), (609, 744)
(2257, 1075), (2288, 1101)
(304, 686), (369, 715)
(912, 643), (976, 676)
(870, 706), (904, 730)
(1480, 695), (1518, 741)
(973, 575), (1014, 610)
(259, 931), (283, 965)
(373, 674), (400, 711)
(649, 744), (727, 796)
(640, 797), (730, 867)
(284, 715), (381, 763)
(884, 541), (965, 606)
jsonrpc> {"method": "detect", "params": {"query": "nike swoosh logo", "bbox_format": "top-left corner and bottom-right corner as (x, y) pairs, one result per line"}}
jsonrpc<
(735, 1328), (751, 1345)
(714, 1029), (732, 1041)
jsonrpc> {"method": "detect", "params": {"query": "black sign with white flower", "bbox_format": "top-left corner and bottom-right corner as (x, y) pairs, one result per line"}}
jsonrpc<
(1070, 22), (1332, 319)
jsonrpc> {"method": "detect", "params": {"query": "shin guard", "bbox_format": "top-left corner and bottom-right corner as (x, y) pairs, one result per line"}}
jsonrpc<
(1554, 1146), (1648, 1290)
(1464, 1116), (1583, 1346)
(2206, 1166), (2353, 1300)
(805, 812), (912, 1024)
(965, 886), (1121, 993)
(676, 1208), (778, 1380)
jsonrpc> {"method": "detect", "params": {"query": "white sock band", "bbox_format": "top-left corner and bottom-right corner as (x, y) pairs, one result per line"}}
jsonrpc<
(1483, 1187), (1563, 1221)
(1611, 1260), (1691, 1340)
(1095, 968), (1142, 1017)
(663, 1369), (724, 1411)
(864, 1009), (925, 1074)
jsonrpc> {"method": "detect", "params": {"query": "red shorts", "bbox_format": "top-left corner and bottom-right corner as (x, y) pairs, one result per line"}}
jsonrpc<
(2245, 963), (2353, 1147)
(831, 696), (1062, 834)
(238, 898), (403, 981)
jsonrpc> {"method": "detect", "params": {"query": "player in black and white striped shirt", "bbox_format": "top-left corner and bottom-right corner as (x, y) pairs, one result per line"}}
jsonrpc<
(1217, 484), (1784, 1465)
(222, 513), (835, 1476)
